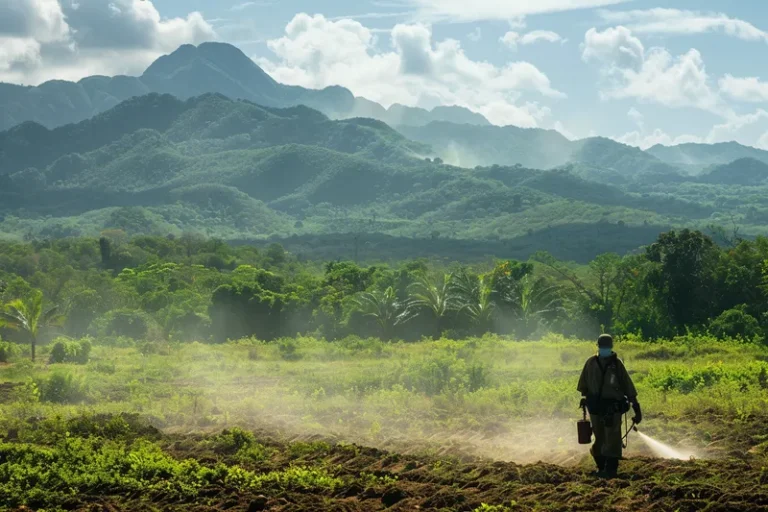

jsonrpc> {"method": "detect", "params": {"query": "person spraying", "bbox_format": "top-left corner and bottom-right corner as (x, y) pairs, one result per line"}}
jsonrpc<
(577, 334), (642, 478)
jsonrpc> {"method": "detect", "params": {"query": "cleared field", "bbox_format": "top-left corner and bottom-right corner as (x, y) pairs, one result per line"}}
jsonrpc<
(2, 335), (768, 511)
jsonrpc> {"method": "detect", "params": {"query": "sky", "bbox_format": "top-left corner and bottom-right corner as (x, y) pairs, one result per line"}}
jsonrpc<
(3, 1), (768, 150)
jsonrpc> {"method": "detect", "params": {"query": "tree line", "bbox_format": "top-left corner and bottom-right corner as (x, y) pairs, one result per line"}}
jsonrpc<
(1, 229), (767, 359)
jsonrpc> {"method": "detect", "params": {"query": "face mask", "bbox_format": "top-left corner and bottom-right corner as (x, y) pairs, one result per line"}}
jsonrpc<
(598, 347), (613, 358)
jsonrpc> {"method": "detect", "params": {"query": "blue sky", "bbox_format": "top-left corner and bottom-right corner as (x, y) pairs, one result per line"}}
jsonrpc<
(4, 0), (768, 149)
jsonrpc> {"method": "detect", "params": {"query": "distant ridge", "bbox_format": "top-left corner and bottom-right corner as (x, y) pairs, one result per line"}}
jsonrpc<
(0, 42), (490, 132)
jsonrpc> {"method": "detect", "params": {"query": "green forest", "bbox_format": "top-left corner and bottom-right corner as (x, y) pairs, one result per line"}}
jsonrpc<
(3, 91), (768, 265)
(1, 229), (766, 359)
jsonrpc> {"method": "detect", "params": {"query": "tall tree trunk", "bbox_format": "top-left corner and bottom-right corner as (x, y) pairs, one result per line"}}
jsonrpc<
(31, 335), (36, 362)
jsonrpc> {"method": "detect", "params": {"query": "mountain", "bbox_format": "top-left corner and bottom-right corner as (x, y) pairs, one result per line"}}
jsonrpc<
(398, 123), (683, 184)
(0, 93), (429, 177)
(0, 42), (489, 132)
(0, 92), (712, 262)
(699, 158), (768, 186)
(646, 141), (768, 168)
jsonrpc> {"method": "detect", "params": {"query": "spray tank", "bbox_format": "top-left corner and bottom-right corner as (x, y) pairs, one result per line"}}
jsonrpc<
(577, 405), (592, 445)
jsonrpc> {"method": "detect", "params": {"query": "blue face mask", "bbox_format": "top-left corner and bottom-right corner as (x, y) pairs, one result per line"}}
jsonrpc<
(598, 347), (613, 358)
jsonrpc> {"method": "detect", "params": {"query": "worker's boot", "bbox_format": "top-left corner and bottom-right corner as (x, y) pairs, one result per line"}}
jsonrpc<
(601, 457), (619, 479)
(591, 455), (605, 476)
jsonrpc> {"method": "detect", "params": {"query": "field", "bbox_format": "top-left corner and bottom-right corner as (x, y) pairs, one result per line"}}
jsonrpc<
(2, 335), (768, 511)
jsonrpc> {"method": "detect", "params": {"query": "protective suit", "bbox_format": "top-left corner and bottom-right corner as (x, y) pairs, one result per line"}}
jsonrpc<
(577, 334), (641, 478)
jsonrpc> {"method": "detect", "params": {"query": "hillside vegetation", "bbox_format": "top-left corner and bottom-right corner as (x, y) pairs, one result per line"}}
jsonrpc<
(3, 92), (767, 262)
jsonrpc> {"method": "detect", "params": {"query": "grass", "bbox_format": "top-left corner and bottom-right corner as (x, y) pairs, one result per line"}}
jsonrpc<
(1, 334), (768, 510)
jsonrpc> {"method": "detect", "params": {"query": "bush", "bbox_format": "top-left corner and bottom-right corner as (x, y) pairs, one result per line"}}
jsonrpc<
(395, 353), (491, 395)
(277, 338), (302, 361)
(49, 338), (92, 364)
(92, 309), (160, 340)
(709, 305), (762, 341)
(37, 371), (88, 404)
(0, 339), (20, 363)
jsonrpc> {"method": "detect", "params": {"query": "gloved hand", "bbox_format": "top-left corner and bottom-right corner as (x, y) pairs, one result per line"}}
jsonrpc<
(579, 397), (587, 409)
(631, 400), (642, 425)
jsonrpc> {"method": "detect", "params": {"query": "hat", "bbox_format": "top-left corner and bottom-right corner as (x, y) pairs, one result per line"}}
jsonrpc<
(597, 334), (614, 348)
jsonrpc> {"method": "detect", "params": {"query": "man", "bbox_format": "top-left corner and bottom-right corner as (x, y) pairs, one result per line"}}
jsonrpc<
(577, 334), (642, 479)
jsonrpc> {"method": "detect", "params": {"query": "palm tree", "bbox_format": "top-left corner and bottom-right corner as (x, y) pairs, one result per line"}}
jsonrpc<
(0, 291), (60, 362)
(408, 273), (458, 337)
(504, 275), (564, 339)
(353, 286), (414, 340)
(451, 272), (496, 333)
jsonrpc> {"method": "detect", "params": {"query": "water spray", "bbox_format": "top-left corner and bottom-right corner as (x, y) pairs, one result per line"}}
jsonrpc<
(635, 431), (697, 460)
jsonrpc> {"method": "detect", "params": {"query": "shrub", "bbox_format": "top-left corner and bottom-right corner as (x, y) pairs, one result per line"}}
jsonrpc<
(49, 338), (92, 364)
(645, 361), (768, 393)
(708, 305), (762, 341)
(37, 371), (88, 404)
(0, 339), (20, 363)
(92, 309), (160, 340)
(277, 338), (302, 361)
(395, 353), (491, 395)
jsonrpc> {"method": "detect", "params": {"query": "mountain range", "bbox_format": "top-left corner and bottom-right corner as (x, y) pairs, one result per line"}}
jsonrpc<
(1, 42), (767, 262)
(0, 42), (489, 133)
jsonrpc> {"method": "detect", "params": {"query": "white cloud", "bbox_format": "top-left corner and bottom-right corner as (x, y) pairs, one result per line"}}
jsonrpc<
(500, 31), (520, 50)
(582, 27), (725, 115)
(616, 109), (768, 150)
(404, 0), (629, 22)
(627, 107), (643, 129)
(582, 26), (644, 69)
(467, 27), (482, 42)
(706, 109), (768, 148)
(260, 13), (565, 128)
(0, 0), (215, 84)
(230, 2), (257, 11)
(614, 129), (701, 150)
(508, 17), (527, 30)
(0, 0), (69, 42)
(719, 75), (768, 103)
(598, 8), (768, 42)
(502, 30), (565, 51)
(520, 30), (564, 45)
(0, 37), (42, 73)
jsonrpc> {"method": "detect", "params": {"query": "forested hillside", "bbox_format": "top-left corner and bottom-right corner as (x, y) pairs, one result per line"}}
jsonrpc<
(2, 91), (768, 263)
(398, 123), (685, 183)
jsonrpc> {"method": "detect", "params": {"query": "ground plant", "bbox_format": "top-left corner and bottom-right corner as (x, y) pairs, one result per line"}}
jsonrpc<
(1, 334), (768, 511)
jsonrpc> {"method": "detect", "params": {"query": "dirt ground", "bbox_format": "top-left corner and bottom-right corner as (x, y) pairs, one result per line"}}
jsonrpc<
(7, 423), (768, 512)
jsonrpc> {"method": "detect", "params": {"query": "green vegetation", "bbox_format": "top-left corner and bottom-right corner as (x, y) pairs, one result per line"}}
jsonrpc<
(1, 230), (767, 346)
(1, 233), (768, 510)
(1, 335), (767, 511)
(2, 89), (767, 265)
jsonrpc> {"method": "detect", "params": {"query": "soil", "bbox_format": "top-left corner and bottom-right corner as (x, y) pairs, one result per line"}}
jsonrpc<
(7, 423), (768, 512)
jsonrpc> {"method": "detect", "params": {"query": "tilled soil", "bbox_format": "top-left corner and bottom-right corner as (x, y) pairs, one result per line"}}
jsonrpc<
(7, 422), (768, 512)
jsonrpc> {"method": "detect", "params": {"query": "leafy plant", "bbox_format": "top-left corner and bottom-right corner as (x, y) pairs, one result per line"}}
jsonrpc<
(0, 290), (61, 361)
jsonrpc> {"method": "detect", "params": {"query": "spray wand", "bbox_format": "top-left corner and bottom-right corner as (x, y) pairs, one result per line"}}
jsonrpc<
(621, 414), (639, 449)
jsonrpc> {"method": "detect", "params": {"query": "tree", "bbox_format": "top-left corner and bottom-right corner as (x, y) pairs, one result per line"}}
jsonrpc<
(645, 230), (720, 331)
(452, 272), (496, 334)
(353, 287), (414, 340)
(535, 251), (635, 333)
(0, 290), (60, 361)
(504, 275), (564, 339)
(408, 273), (458, 337)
